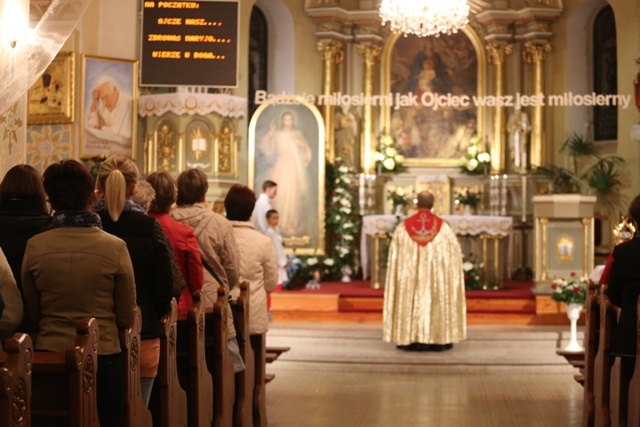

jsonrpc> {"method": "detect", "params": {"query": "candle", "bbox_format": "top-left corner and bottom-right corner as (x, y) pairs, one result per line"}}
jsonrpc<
(501, 174), (508, 216)
(359, 173), (365, 211)
(521, 175), (527, 223)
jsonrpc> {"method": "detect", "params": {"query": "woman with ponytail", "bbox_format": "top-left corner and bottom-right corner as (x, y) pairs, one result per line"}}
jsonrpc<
(95, 155), (182, 407)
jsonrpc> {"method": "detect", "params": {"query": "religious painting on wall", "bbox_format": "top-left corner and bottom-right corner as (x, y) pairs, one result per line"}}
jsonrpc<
(27, 51), (75, 125)
(249, 96), (325, 255)
(382, 29), (485, 167)
(80, 55), (138, 159)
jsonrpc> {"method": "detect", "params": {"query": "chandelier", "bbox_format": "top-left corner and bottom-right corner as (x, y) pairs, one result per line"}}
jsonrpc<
(379, 0), (470, 38)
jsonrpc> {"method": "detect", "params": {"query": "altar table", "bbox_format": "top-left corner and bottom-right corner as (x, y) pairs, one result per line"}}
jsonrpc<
(361, 214), (513, 288)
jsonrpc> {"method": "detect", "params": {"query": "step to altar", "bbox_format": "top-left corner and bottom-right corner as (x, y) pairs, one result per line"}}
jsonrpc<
(270, 280), (578, 325)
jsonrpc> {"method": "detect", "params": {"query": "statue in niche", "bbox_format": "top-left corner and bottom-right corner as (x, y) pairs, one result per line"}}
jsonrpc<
(507, 108), (531, 174)
(334, 105), (358, 168)
(216, 123), (235, 174)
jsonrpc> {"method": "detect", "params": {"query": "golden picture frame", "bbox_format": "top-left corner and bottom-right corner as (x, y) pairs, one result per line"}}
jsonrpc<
(27, 51), (75, 125)
(248, 95), (326, 255)
(380, 26), (487, 167)
(80, 55), (138, 159)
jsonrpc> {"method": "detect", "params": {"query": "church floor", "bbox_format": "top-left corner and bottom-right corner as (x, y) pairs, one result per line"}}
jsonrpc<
(265, 323), (583, 427)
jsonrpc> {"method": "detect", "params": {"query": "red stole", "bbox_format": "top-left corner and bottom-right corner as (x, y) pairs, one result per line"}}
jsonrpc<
(404, 209), (443, 247)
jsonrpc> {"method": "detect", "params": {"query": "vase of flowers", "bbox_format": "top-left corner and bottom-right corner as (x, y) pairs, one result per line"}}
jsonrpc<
(551, 272), (588, 351)
(375, 134), (407, 174)
(460, 135), (491, 175)
(455, 190), (481, 215)
(387, 187), (412, 217)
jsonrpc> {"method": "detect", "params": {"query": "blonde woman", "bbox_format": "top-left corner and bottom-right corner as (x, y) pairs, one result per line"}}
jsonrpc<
(94, 155), (182, 407)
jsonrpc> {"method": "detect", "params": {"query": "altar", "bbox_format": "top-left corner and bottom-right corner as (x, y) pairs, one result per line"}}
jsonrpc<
(361, 214), (513, 289)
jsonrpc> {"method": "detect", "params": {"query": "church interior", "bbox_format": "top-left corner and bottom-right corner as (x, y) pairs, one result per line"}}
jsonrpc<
(0, 0), (639, 425)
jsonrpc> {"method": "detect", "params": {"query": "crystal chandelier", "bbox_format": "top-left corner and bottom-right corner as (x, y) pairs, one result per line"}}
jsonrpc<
(379, 0), (470, 38)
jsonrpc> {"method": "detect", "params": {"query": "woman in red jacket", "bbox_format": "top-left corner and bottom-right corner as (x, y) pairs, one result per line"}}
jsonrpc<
(146, 171), (204, 315)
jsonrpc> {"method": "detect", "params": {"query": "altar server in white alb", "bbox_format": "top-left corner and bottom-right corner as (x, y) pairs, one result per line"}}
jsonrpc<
(383, 191), (466, 351)
(252, 180), (277, 234)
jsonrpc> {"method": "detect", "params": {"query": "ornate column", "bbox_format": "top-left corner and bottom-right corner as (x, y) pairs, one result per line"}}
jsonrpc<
(356, 43), (381, 173)
(487, 43), (513, 173)
(317, 40), (344, 163)
(523, 42), (551, 168)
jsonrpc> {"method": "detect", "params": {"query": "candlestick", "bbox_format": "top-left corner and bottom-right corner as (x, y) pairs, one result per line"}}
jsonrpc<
(521, 175), (527, 223)
(501, 174), (508, 216)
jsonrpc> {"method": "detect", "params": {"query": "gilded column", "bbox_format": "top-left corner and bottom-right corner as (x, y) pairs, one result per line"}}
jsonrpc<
(523, 42), (551, 168)
(357, 43), (381, 173)
(486, 43), (513, 173)
(317, 40), (344, 163)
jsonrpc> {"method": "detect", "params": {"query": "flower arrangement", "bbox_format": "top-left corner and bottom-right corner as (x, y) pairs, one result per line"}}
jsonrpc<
(551, 272), (588, 305)
(387, 187), (413, 212)
(375, 134), (407, 173)
(460, 135), (490, 175)
(326, 158), (360, 275)
(455, 190), (481, 208)
(462, 252), (485, 290)
(285, 254), (336, 289)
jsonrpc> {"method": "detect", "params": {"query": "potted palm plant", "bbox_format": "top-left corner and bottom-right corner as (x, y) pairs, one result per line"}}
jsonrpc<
(535, 133), (626, 217)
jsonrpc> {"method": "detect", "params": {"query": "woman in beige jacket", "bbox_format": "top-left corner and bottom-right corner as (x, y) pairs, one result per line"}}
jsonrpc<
(224, 185), (278, 335)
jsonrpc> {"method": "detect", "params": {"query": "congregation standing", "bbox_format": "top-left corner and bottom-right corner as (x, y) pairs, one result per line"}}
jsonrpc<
(0, 158), (279, 426)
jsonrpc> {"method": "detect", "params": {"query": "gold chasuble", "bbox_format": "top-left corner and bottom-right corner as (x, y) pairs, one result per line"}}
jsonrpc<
(383, 210), (467, 346)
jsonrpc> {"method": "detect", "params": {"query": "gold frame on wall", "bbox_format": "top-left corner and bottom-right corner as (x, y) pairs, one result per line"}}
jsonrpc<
(80, 55), (138, 159)
(380, 26), (487, 167)
(248, 96), (326, 255)
(27, 51), (75, 125)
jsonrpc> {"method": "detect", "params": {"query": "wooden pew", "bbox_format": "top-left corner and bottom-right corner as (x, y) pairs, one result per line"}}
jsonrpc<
(251, 333), (267, 427)
(233, 281), (254, 427)
(151, 298), (187, 427)
(176, 290), (213, 427)
(626, 296), (640, 427)
(582, 292), (600, 427)
(31, 317), (99, 427)
(120, 306), (153, 427)
(0, 333), (33, 427)
(206, 285), (234, 427)
(266, 346), (290, 363)
(594, 292), (617, 427)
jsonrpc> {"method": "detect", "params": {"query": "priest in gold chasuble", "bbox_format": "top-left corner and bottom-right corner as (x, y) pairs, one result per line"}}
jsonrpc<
(383, 192), (467, 350)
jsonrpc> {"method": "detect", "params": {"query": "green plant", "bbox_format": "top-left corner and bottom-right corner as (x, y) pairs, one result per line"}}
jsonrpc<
(535, 133), (626, 216)
(325, 158), (359, 278)
(551, 272), (587, 305)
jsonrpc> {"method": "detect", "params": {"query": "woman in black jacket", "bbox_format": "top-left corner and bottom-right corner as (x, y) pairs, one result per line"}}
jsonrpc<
(606, 194), (640, 380)
(95, 155), (182, 407)
(0, 164), (52, 333)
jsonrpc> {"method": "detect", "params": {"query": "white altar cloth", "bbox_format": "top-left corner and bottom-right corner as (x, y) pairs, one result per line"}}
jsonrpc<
(360, 214), (513, 279)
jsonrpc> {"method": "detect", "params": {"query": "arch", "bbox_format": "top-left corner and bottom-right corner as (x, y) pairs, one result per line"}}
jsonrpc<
(254, 0), (295, 94)
(592, 4), (617, 141)
(565, 0), (610, 141)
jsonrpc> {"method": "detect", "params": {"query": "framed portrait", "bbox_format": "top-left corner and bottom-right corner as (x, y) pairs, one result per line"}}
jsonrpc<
(80, 55), (138, 159)
(27, 51), (75, 125)
(381, 27), (486, 167)
(248, 96), (325, 255)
